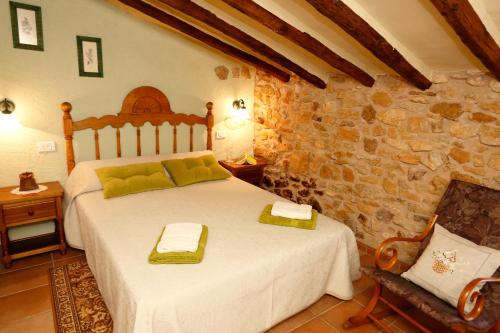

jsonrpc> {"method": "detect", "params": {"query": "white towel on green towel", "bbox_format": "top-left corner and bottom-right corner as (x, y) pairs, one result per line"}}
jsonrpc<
(271, 201), (312, 220)
(156, 223), (202, 253)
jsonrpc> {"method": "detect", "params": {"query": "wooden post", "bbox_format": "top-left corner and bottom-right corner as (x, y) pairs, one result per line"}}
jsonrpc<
(206, 102), (213, 150)
(61, 102), (75, 174)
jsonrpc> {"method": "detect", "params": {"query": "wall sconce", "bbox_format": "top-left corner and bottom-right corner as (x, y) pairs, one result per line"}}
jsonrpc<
(232, 99), (246, 110)
(0, 98), (21, 131)
(0, 98), (16, 115)
(232, 98), (250, 121)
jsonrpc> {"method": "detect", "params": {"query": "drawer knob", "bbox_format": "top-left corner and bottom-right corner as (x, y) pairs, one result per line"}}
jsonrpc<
(28, 209), (34, 216)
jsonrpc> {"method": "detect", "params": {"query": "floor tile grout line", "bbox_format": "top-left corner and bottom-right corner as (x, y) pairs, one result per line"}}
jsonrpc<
(0, 309), (53, 327)
(284, 313), (323, 333)
(312, 299), (346, 317)
(318, 316), (341, 332)
(0, 260), (52, 275)
(352, 297), (402, 327)
(0, 250), (84, 274)
(0, 282), (50, 299)
(0, 252), (83, 276)
(0, 283), (50, 299)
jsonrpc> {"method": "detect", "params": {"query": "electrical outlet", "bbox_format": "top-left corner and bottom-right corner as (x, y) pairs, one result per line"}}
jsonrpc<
(37, 141), (57, 153)
(215, 130), (226, 139)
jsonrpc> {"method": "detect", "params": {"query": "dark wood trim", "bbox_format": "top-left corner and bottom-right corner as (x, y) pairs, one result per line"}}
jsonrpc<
(117, 0), (290, 82)
(156, 0), (326, 88)
(305, 0), (432, 90)
(429, 0), (500, 80)
(220, 0), (374, 87)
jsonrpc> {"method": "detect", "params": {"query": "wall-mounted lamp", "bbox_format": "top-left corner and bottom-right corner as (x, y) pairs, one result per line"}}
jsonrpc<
(0, 98), (15, 115)
(232, 99), (246, 111)
(232, 98), (250, 121)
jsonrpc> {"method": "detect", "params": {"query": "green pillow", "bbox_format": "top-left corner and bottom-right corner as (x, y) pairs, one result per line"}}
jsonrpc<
(162, 154), (230, 187)
(95, 162), (175, 198)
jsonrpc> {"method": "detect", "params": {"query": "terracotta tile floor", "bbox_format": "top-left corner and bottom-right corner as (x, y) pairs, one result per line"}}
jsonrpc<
(0, 250), (442, 333)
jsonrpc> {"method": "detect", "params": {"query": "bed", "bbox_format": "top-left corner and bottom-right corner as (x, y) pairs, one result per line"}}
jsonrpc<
(61, 86), (361, 333)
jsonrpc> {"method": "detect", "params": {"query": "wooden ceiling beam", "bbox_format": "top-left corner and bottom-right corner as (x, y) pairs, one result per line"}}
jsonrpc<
(117, 0), (290, 82)
(430, 0), (500, 80)
(220, 0), (375, 87)
(306, 0), (432, 90)
(156, 0), (326, 88)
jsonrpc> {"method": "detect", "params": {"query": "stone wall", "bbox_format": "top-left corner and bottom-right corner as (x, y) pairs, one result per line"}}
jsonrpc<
(253, 70), (500, 263)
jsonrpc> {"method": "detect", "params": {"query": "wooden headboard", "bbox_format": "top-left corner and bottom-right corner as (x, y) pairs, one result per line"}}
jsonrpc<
(61, 86), (214, 174)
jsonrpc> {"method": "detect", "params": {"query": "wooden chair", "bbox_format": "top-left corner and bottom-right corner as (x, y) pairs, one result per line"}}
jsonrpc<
(345, 180), (500, 333)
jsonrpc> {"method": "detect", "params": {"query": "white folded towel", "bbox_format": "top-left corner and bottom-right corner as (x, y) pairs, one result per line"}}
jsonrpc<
(271, 201), (312, 220)
(156, 223), (203, 253)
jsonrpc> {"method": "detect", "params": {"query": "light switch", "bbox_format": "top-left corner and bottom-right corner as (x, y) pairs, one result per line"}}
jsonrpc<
(37, 141), (57, 152)
(215, 130), (226, 139)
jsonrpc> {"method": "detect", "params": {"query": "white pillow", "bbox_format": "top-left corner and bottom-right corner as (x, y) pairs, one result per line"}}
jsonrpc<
(401, 224), (500, 312)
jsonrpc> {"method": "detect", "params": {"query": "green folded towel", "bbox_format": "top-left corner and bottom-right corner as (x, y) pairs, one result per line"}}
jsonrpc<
(259, 204), (317, 230)
(148, 225), (208, 264)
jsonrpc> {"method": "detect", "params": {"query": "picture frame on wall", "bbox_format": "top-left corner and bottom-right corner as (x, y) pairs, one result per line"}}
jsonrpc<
(76, 36), (104, 78)
(9, 1), (44, 51)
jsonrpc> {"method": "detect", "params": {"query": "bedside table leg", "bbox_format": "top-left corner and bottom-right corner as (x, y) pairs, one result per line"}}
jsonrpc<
(0, 228), (11, 268)
(55, 198), (67, 256)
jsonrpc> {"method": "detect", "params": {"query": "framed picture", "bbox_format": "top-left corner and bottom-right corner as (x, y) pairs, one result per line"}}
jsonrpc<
(76, 36), (104, 78)
(9, 1), (44, 51)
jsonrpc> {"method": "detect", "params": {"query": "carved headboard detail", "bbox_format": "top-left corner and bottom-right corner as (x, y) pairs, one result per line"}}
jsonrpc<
(61, 86), (213, 174)
(120, 86), (173, 114)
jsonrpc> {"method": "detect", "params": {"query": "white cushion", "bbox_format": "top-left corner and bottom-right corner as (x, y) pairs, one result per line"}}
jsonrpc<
(401, 224), (500, 312)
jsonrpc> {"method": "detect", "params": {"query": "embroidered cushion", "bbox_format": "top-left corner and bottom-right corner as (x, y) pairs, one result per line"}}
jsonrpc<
(162, 154), (230, 187)
(95, 162), (175, 198)
(402, 224), (500, 311)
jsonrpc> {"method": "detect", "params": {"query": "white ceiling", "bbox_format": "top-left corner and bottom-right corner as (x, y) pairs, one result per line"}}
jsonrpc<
(139, 0), (500, 83)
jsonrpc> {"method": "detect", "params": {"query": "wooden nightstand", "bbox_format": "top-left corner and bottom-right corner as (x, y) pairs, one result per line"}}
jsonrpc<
(219, 158), (267, 185)
(0, 181), (66, 268)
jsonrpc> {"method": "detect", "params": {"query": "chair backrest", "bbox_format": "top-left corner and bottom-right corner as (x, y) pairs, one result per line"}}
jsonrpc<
(418, 180), (500, 257)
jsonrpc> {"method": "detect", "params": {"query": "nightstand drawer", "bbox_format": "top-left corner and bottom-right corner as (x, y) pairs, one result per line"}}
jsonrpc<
(3, 199), (56, 226)
(237, 168), (263, 180)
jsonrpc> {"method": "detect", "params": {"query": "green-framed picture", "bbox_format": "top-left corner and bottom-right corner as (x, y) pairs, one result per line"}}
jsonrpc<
(9, 1), (44, 51)
(76, 36), (104, 78)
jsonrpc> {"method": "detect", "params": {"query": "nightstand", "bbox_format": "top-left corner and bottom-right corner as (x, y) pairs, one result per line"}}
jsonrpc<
(219, 158), (267, 185)
(0, 181), (66, 268)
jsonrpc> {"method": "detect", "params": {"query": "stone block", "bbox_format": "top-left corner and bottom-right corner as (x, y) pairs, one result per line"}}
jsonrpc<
(371, 91), (392, 107)
(409, 140), (433, 152)
(430, 102), (463, 120)
(479, 125), (500, 146)
(449, 147), (470, 164)
(376, 109), (406, 126)
(336, 127), (360, 142)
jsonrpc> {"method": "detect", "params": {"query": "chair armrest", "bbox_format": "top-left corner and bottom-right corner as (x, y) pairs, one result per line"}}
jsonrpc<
(375, 214), (438, 271)
(458, 277), (500, 321)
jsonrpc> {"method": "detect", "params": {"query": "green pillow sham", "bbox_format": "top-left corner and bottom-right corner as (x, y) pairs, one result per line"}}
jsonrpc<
(162, 154), (230, 187)
(95, 162), (175, 198)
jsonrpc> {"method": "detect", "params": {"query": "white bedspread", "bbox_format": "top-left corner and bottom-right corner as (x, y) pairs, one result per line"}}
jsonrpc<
(65, 176), (360, 333)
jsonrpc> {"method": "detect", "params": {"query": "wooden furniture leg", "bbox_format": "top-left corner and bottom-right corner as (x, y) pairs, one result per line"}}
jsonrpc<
(344, 283), (381, 329)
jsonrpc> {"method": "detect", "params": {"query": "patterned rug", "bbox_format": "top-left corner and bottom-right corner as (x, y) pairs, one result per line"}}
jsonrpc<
(50, 261), (113, 333)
